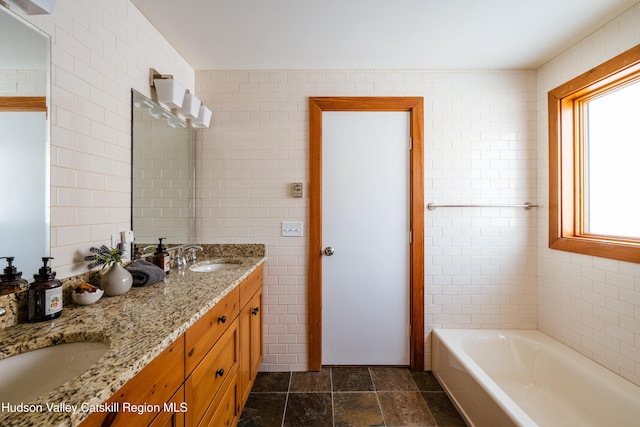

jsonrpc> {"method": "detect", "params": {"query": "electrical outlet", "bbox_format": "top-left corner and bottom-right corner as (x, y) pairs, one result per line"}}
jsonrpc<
(282, 221), (303, 237)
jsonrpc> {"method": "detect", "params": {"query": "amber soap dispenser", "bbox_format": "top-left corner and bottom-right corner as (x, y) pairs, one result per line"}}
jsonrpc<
(153, 238), (170, 275)
(28, 257), (63, 322)
(0, 257), (28, 295)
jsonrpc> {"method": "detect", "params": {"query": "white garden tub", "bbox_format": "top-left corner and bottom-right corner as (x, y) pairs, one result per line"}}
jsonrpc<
(432, 329), (640, 427)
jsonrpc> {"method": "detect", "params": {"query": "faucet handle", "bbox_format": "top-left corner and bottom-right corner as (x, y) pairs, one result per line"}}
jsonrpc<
(184, 245), (203, 264)
(173, 253), (186, 269)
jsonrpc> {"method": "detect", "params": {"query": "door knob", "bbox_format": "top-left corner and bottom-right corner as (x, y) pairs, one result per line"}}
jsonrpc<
(324, 246), (335, 256)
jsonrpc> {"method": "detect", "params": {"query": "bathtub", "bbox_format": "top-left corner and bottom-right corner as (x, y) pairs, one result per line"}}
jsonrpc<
(432, 329), (640, 427)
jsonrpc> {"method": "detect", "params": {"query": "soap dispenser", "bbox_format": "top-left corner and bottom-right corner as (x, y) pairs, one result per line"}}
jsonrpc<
(0, 257), (28, 295)
(153, 238), (170, 275)
(28, 257), (63, 322)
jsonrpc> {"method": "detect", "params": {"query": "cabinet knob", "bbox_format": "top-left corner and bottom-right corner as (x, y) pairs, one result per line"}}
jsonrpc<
(251, 307), (260, 315)
(218, 315), (227, 323)
(215, 368), (225, 378)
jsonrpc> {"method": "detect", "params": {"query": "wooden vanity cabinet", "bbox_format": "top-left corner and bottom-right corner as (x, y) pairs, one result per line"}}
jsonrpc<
(80, 265), (263, 427)
(238, 266), (263, 409)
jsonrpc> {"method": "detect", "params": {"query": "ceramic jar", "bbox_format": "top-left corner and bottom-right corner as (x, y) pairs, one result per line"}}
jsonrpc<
(101, 263), (133, 296)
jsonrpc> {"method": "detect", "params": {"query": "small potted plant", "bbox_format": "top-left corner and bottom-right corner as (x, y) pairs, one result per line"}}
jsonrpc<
(85, 243), (132, 296)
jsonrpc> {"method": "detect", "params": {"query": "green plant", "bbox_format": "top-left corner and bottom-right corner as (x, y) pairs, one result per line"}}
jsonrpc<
(85, 243), (125, 269)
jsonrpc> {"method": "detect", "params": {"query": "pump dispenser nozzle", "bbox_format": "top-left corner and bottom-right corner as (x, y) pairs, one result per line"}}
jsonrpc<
(34, 257), (57, 281)
(0, 257), (22, 280)
(156, 238), (167, 252)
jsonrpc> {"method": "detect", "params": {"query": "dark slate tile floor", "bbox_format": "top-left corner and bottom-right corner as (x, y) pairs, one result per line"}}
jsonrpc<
(239, 367), (466, 427)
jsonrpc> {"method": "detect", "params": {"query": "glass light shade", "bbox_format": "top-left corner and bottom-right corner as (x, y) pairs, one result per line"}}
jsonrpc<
(178, 93), (201, 119)
(153, 78), (185, 108)
(192, 105), (212, 128)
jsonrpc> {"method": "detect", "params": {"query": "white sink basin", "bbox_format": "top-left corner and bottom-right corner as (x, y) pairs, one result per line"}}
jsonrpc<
(0, 341), (109, 404)
(190, 263), (240, 273)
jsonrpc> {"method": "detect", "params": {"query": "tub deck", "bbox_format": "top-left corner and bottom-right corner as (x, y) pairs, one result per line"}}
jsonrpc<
(432, 329), (640, 427)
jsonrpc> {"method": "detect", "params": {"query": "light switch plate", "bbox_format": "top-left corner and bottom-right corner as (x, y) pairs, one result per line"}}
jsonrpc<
(282, 221), (303, 237)
(120, 230), (134, 261)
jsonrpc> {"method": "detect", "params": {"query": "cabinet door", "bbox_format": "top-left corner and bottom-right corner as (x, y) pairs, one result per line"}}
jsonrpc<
(239, 287), (263, 408)
(249, 288), (263, 382)
(239, 300), (252, 406)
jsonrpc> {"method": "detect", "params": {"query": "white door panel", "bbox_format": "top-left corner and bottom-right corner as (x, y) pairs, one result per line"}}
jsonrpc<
(322, 111), (410, 365)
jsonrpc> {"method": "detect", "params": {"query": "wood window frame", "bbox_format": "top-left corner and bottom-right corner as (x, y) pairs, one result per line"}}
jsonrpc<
(308, 97), (424, 371)
(549, 43), (640, 263)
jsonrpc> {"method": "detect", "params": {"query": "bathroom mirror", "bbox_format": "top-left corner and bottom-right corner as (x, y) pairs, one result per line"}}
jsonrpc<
(0, 6), (50, 285)
(131, 90), (196, 247)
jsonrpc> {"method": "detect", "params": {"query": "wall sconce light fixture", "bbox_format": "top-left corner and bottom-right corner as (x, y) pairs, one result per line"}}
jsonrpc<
(149, 68), (212, 128)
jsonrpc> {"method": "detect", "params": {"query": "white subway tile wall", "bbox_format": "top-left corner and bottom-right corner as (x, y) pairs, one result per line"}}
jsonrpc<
(0, 69), (46, 96)
(12, 0), (640, 382)
(537, 3), (640, 386)
(196, 69), (538, 371)
(22, 0), (194, 278)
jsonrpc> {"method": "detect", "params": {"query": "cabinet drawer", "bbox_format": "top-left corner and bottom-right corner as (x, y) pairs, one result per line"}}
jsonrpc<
(81, 336), (185, 427)
(185, 286), (239, 374)
(185, 318), (239, 426)
(239, 265), (263, 308)
(198, 372), (238, 427)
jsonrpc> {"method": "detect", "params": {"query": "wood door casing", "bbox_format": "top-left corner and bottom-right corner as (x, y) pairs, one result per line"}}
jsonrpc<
(308, 97), (425, 371)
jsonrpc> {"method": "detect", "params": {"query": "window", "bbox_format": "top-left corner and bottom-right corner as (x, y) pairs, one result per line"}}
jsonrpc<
(549, 44), (640, 263)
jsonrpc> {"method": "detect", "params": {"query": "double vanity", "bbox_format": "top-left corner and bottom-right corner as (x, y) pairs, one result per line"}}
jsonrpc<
(0, 244), (265, 427)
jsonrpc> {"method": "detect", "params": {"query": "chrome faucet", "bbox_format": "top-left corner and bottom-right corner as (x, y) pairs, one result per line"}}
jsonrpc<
(142, 245), (157, 254)
(182, 245), (203, 264)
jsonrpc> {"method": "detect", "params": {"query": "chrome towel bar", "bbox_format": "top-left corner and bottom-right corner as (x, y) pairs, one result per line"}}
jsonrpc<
(427, 202), (539, 211)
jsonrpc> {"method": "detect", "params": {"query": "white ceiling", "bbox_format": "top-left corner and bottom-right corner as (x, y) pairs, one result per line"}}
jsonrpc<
(131, 0), (639, 70)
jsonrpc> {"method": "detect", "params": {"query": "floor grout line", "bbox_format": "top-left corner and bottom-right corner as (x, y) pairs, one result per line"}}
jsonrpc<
(280, 372), (292, 427)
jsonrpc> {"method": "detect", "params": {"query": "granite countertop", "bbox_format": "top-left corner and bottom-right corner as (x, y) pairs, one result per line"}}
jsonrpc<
(0, 247), (265, 427)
